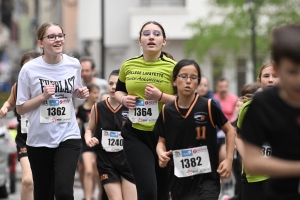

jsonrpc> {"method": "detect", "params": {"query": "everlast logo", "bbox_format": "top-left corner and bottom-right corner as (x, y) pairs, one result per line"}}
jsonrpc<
(39, 76), (75, 93)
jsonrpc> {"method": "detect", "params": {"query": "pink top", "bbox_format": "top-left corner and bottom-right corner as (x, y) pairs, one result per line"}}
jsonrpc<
(214, 93), (238, 121)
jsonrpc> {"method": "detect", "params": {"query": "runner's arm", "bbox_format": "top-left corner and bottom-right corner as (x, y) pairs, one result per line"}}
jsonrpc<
(159, 92), (176, 104)
(145, 84), (176, 103)
(243, 141), (300, 177)
(0, 86), (16, 118)
(222, 121), (235, 161)
(235, 133), (245, 158)
(84, 104), (97, 140)
(16, 94), (46, 115)
(17, 82), (55, 115)
(156, 136), (172, 168)
(156, 136), (167, 155)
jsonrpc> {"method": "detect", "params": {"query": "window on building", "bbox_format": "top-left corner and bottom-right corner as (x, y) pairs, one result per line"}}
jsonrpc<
(237, 58), (246, 96)
(140, 0), (185, 7)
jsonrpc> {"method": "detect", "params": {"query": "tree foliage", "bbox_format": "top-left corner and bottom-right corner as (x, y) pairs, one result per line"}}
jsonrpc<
(185, 0), (300, 62)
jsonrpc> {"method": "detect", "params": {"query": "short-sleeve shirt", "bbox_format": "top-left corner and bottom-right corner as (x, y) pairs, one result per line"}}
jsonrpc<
(16, 54), (82, 148)
(241, 87), (300, 200)
(154, 94), (228, 197)
(237, 100), (269, 183)
(214, 93), (238, 121)
(118, 54), (176, 131)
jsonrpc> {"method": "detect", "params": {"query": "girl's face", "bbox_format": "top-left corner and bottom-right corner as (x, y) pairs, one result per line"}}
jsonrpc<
(235, 100), (243, 114)
(139, 24), (166, 55)
(276, 58), (300, 103)
(38, 25), (64, 56)
(258, 65), (279, 88)
(108, 75), (118, 98)
(197, 77), (209, 96)
(88, 87), (100, 103)
(173, 65), (200, 97)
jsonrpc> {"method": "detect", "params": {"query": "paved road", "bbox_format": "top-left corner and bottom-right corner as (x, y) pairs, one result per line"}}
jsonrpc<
(0, 164), (90, 200)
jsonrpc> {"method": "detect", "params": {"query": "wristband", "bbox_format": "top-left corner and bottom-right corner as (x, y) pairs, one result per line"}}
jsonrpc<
(158, 92), (163, 101)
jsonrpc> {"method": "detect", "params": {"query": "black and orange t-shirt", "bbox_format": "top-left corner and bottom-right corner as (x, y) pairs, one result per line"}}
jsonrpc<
(154, 94), (227, 196)
(94, 98), (128, 144)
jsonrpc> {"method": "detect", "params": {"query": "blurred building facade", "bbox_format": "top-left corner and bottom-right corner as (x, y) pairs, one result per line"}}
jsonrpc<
(1, 0), (255, 95)
(77, 0), (254, 94)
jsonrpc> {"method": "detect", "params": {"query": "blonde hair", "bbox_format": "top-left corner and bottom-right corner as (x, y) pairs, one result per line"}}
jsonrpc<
(257, 61), (273, 81)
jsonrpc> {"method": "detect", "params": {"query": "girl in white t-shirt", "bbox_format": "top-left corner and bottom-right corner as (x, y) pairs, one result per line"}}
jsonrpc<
(16, 22), (89, 200)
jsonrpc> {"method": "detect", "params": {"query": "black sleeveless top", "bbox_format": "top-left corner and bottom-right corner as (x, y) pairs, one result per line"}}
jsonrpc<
(94, 98), (128, 143)
(154, 94), (228, 194)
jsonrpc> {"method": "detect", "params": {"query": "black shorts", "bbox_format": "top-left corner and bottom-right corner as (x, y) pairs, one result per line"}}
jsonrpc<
(95, 147), (134, 185)
(241, 177), (266, 200)
(15, 124), (28, 161)
(81, 137), (95, 153)
(170, 173), (220, 200)
(171, 181), (219, 200)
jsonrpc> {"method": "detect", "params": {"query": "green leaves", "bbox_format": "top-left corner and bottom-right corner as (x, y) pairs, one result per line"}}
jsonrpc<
(185, 0), (300, 61)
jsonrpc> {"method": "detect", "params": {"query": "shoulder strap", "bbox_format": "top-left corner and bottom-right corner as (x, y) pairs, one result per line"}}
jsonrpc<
(208, 99), (216, 128)
(13, 83), (17, 102)
(94, 103), (98, 124)
(162, 104), (165, 123)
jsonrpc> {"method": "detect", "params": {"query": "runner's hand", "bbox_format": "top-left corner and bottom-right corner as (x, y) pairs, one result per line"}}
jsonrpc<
(158, 150), (172, 168)
(0, 107), (8, 119)
(122, 95), (139, 109)
(145, 84), (161, 100)
(217, 158), (232, 178)
(77, 86), (89, 99)
(86, 137), (99, 147)
(42, 83), (55, 100)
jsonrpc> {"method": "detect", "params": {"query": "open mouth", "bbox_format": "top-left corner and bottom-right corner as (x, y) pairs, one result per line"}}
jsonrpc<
(147, 42), (156, 46)
(53, 44), (62, 47)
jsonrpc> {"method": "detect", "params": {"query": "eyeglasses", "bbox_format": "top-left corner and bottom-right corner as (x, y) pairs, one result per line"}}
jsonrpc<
(177, 74), (199, 81)
(42, 33), (66, 41)
(142, 30), (161, 37)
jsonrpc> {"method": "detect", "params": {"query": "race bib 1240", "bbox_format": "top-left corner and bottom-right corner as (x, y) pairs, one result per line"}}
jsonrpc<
(101, 130), (123, 152)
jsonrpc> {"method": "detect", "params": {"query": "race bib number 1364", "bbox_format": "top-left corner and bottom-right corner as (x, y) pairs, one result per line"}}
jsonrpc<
(128, 100), (158, 123)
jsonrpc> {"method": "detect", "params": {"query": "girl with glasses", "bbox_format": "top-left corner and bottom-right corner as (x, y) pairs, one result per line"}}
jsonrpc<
(16, 22), (89, 200)
(155, 59), (235, 200)
(115, 21), (176, 200)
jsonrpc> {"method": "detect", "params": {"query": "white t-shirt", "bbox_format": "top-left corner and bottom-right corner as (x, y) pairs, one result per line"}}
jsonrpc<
(16, 54), (82, 147)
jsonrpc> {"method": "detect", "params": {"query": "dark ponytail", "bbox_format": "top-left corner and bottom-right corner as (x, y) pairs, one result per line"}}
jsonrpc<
(162, 51), (175, 60)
